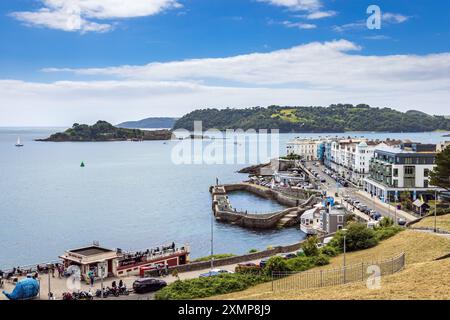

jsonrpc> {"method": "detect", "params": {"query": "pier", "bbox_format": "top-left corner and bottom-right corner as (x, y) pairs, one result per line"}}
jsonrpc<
(210, 182), (320, 229)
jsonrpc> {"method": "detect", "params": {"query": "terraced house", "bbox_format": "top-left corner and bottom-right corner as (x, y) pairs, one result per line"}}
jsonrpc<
(363, 143), (438, 202)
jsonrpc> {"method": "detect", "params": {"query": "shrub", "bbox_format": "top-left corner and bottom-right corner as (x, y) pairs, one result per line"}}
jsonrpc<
(320, 245), (339, 257)
(329, 223), (378, 252)
(378, 217), (394, 228)
(235, 265), (262, 275)
(155, 273), (269, 300)
(286, 256), (315, 272)
(263, 256), (291, 275)
(311, 254), (330, 266)
(301, 236), (319, 257)
(193, 254), (236, 262)
(248, 249), (258, 253)
(375, 225), (403, 241)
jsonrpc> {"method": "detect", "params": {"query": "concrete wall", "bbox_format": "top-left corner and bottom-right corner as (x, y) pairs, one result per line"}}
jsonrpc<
(211, 183), (320, 229)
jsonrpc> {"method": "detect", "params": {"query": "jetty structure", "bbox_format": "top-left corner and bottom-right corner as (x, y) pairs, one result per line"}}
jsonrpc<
(210, 157), (327, 229)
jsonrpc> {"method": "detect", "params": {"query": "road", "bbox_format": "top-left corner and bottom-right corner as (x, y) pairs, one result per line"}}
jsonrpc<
(312, 162), (416, 223)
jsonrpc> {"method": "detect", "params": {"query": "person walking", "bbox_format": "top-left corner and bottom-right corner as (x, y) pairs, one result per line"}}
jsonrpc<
(88, 270), (95, 289)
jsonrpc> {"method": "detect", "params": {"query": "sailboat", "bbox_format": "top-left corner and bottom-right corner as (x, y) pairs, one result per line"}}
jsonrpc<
(15, 137), (24, 147)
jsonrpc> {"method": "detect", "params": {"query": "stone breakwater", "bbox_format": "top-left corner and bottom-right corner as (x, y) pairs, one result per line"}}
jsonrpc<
(210, 183), (320, 229)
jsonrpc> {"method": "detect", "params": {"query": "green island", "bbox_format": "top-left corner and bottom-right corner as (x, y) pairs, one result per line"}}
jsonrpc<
(36, 121), (173, 142)
(172, 104), (450, 133)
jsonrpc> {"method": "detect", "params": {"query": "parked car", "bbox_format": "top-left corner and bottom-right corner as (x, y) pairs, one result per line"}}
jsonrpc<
(259, 258), (270, 268)
(132, 278), (167, 294)
(397, 218), (407, 226)
(199, 269), (233, 278)
(280, 253), (297, 260)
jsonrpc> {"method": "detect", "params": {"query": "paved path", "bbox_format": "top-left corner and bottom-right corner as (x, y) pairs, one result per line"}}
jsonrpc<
(1, 258), (264, 301)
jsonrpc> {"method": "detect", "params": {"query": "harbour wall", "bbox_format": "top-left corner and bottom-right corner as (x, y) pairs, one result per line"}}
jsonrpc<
(210, 183), (320, 229)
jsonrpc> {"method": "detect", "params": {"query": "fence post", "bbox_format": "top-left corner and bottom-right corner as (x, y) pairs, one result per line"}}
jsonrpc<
(391, 257), (395, 274)
(320, 270), (323, 287)
(271, 274), (274, 292)
(361, 262), (364, 281)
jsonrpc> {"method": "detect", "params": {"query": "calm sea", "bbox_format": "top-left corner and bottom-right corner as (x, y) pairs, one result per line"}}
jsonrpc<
(0, 128), (448, 268)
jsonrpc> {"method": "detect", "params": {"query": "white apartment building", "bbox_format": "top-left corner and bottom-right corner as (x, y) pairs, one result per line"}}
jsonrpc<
(363, 143), (437, 202)
(286, 138), (320, 161)
(327, 138), (402, 186)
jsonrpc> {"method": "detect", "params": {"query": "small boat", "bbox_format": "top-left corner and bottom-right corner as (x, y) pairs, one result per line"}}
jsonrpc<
(15, 137), (24, 147)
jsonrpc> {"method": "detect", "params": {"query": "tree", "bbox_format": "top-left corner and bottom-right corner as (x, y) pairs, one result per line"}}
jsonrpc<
(378, 217), (394, 228)
(301, 236), (319, 257)
(430, 145), (450, 191)
(263, 256), (291, 275)
(329, 223), (378, 252)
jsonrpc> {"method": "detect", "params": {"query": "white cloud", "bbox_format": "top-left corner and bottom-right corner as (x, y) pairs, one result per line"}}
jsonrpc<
(259, 0), (322, 12)
(10, 0), (181, 33)
(282, 21), (316, 29)
(1, 39), (449, 126)
(382, 13), (410, 24)
(305, 10), (336, 20)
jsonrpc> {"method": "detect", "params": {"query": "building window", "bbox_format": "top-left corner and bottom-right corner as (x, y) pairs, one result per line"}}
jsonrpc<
(424, 180), (429, 188)
(337, 215), (344, 223)
(424, 169), (430, 177)
(404, 166), (415, 175)
(393, 168), (398, 177)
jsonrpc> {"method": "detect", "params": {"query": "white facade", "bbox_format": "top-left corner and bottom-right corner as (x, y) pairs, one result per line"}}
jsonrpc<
(327, 139), (382, 186)
(286, 138), (320, 161)
(363, 145), (438, 202)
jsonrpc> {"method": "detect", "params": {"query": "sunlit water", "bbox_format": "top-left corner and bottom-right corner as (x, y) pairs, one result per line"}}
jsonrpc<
(0, 128), (448, 268)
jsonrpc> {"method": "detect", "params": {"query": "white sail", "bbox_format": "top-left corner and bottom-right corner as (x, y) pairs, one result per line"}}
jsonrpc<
(15, 136), (23, 146)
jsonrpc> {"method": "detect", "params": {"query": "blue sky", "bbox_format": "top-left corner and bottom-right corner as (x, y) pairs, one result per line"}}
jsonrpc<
(0, 0), (449, 126)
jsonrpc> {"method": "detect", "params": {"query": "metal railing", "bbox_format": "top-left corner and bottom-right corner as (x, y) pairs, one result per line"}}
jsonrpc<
(271, 252), (405, 292)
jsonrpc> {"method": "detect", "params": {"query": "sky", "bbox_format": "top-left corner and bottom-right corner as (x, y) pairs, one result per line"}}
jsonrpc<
(0, 0), (449, 126)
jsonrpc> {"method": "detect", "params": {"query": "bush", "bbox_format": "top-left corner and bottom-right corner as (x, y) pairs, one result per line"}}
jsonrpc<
(193, 254), (236, 262)
(311, 254), (330, 266)
(301, 236), (319, 257)
(248, 249), (259, 253)
(374, 225), (403, 241)
(320, 245), (339, 257)
(329, 223), (378, 252)
(263, 256), (291, 275)
(235, 265), (262, 275)
(378, 217), (394, 228)
(155, 273), (269, 300)
(286, 256), (315, 272)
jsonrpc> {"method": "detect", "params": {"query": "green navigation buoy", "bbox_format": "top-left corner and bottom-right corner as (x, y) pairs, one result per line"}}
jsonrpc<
(80, 161), (85, 168)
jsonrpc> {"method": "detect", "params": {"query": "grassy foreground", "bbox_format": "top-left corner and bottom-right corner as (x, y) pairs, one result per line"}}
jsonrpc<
(414, 214), (450, 232)
(209, 230), (450, 300)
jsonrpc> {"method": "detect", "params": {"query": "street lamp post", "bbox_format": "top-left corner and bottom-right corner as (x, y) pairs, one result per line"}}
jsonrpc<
(211, 208), (214, 270)
(434, 188), (438, 233)
(47, 263), (52, 300)
(342, 228), (348, 283)
(99, 260), (106, 299)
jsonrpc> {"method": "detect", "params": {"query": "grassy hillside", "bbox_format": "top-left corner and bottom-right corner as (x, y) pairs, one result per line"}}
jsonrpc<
(209, 230), (450, 300)
(414, 214), (450, 232)
(173, 105), (450, 133)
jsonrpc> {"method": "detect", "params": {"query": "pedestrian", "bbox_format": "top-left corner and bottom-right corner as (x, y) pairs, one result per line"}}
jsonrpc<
(88, 270), (95, 288)
(164, 263), (169, 276)
(51, 264), (55, 278)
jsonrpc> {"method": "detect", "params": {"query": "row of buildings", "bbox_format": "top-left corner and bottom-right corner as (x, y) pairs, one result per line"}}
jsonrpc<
(287, 137), (449, 202)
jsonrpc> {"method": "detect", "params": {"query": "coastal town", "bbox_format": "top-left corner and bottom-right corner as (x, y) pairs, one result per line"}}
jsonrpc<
(1, 0), (450, 308)
(2, 134), (449, 300)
